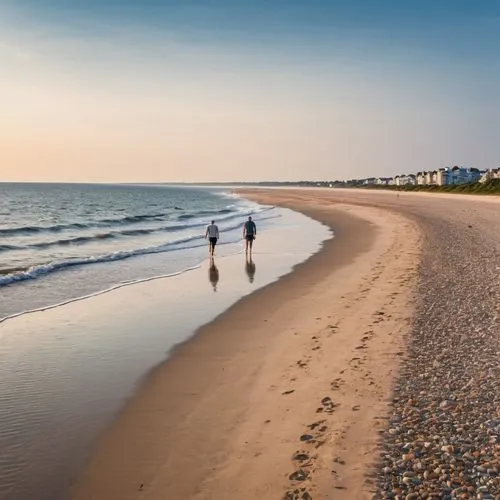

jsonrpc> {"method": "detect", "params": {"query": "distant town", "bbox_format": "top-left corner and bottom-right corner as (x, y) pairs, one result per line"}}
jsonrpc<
(213, 166), (500, 190)
(355, 166), (500, 188)
(191, 166), (500, 192)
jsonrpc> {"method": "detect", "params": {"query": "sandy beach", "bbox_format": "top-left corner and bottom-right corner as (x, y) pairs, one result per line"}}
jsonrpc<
(70, 188), (500, 500)
(71, 190), (423, 499)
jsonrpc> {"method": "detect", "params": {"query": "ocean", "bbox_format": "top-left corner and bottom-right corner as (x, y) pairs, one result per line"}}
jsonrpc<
(0, 183), (332, 500)
(0, 183), (278, 320)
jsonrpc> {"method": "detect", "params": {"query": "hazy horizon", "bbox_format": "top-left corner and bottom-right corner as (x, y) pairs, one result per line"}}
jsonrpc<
(2, 1), (499, 183)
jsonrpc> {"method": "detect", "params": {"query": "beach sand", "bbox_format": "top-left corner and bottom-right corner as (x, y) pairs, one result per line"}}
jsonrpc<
(71, 190), (421, 499)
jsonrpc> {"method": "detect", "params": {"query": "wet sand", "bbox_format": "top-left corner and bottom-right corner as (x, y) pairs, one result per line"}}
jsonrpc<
(72, 191), (421, 499)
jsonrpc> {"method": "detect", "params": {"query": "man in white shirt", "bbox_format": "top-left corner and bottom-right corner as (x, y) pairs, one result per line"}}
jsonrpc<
(205, 220), (219, 256)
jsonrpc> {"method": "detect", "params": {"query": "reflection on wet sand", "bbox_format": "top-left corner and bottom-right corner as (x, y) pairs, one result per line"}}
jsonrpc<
(245, 255), (256, 283)
(209, 258), (219, 292)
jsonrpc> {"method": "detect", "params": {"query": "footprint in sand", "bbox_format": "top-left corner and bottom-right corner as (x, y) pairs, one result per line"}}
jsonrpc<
(307, 420), (326, 431)
(319, 396), (338, 414)
(284, 488), (313, 500)
(349, 357), (361, 366)
(330, 378), (345, 390)
(288, 451), (314, 497)
(293, 452), (310, 462)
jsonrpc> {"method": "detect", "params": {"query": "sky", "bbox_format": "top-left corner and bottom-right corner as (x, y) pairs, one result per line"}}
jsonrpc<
(1, 1), (500, 182)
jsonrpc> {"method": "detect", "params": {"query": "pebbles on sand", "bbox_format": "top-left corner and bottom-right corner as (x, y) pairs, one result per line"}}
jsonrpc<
(376, 207), (500, 499)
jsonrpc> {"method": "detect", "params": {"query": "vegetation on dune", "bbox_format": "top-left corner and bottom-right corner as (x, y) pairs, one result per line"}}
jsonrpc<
(364, 179), (500, 195)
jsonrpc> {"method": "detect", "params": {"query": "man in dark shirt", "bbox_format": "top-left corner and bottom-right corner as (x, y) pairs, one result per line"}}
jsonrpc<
(243, 216), (257, 254)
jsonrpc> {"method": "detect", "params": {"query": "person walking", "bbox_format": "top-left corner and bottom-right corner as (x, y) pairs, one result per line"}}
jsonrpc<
(205, 220), (219, 256)
(243, 216), (257, 254)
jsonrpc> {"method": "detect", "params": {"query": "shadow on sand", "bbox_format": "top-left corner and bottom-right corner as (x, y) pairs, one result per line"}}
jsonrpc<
(208, 258), (219, 292)
(245, 255), (256, 283)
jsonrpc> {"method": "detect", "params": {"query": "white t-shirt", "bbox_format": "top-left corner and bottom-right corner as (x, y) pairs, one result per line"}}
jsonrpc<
(206, 224), (219, 238)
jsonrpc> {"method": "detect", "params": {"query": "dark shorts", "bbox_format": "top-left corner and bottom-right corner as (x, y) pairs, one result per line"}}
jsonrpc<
(209, 237), (218, 246)
(246, 234), (255, 241)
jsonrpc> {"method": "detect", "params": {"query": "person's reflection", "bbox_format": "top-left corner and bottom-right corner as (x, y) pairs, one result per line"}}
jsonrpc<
(209, 257), (219, 292)
(245, 254), (256, 283)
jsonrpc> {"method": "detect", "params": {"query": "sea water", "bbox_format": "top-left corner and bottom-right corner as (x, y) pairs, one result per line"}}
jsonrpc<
(1, 183), (279, 319)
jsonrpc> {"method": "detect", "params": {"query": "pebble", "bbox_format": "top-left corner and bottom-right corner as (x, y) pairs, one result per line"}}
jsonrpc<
(374, 212), (500, 499)
(300, 434), (314, 442)
(289, 469), (308, 482)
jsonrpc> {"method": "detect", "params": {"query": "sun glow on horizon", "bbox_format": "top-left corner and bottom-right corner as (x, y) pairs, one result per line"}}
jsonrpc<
(1, 1), (500, 182)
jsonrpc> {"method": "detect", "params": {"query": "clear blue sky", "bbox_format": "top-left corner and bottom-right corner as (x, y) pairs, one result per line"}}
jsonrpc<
(1, 1), (499, 181)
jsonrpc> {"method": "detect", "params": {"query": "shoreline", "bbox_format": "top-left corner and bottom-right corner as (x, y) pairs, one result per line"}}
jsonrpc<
(0, 189), (278, 320)
(0, 205), (328, 500)
(71, 191), (421, 499)
(0, 264), (205, 324)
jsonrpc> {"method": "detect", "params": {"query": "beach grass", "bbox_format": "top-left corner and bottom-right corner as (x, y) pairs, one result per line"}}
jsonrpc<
(363, 178), (500, 194)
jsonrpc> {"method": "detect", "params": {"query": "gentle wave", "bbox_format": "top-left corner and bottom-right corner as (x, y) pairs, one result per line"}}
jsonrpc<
(0, 207), (240, 236)
(1, 206), (274, 253)
(177, 208), (233, 220)
(0, 213), (277, 287)
(0, 239), (205, 287)
(30, 233), (115, 249)
(0, 245), (22, 252)
(97, 213), (167, 225)
(0, 222), (89, 236)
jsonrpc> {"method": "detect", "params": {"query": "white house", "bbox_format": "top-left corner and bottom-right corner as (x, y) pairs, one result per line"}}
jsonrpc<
(436, 168), (448, 186)
(416, 172), (426, 185)
(479, 168), (500, 183)
(376, 177), (392, 185)
(394, 174), (416, 186)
